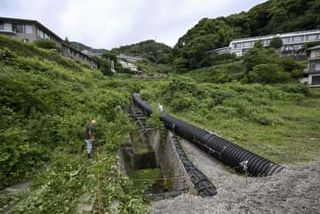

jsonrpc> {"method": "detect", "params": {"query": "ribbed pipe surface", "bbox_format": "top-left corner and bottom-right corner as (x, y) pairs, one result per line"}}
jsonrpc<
(160, 113), (284, 176)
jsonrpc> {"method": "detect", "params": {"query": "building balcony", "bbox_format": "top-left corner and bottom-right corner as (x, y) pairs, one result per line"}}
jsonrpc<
(0, 29), (17, 35)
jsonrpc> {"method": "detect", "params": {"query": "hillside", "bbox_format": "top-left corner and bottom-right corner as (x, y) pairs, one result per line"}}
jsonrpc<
(69, 41), (107, 55)
(111, 40), (172, 64)
(173, 0), (320, 70)
(0, 35), (146, 213)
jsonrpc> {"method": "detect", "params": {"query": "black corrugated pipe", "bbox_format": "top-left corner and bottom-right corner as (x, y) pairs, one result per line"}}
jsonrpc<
(132, 93), (153, 116)
(160, 113), (284, 176)
(131, 93), (284, 177)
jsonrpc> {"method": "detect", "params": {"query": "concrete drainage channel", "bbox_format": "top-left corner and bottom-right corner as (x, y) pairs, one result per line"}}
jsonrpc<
(119, 103), (216, 200)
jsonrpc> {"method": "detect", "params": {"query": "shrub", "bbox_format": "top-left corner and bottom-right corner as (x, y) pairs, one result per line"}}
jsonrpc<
(247, 63), (290, 84)
(269, 36), (283, 49)
(170, 94), (195, 112)
(33, 40), (61, 51)
(199, 53), (237, 67)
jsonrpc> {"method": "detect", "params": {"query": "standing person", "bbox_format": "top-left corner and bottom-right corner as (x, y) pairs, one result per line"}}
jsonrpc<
(84, 119), (96, 160)
(158, 103), (164, 113)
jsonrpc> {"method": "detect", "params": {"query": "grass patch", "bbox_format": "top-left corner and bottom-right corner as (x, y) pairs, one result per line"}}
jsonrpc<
(131, 169), (162, 193)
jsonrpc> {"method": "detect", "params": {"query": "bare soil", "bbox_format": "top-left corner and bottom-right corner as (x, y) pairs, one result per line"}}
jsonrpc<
(151, 140), (320, 214)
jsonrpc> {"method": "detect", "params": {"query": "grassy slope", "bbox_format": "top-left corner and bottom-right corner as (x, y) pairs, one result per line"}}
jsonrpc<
(0, 36), (147, 213)
(140, 77), (320, 164)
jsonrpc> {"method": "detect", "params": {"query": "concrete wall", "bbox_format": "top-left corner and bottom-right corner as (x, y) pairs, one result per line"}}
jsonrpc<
(146, 130), (192, 193)
(311, 49), (320, 60)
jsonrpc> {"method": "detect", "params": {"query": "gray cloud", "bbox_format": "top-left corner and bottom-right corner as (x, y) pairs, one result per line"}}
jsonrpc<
(0, 0), (267, 49)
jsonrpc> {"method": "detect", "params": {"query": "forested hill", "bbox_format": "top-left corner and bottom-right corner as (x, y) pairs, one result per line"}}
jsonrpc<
(173, 0), (320, 70)
(69, 41), (107, 55)
(111, 40), (172, 64)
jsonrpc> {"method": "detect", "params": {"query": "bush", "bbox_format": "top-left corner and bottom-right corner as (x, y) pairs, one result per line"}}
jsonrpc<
(277, 58), (302, 73)
(199, 53), (237, 67)
(248, 63), (290, 84)
(33, 40), (61, 51)
(269, 37), (283, 49)
(170, 94), (196, 112)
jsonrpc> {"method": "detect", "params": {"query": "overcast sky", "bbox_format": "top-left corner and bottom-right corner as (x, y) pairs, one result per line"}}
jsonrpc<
(1, 0), (267, 49)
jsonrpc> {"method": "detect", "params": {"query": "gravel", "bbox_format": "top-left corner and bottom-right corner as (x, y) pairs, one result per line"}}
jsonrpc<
(151, 140), (320, 214)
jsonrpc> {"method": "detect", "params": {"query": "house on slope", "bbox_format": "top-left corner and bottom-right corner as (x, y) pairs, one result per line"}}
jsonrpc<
(302, 45), (320, 87)
(0, 16), (98, 69)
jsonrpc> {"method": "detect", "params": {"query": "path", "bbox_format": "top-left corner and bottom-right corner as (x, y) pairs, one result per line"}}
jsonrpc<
(151, 139), (320, 214)
(1, 181), (32, 214)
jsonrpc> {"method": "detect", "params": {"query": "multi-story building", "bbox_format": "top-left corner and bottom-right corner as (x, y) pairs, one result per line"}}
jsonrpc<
(210, 29), (320, 57)
(117, 54), (143, 63)
(0, 17), (98, 69)
(302, 45), (320, 87)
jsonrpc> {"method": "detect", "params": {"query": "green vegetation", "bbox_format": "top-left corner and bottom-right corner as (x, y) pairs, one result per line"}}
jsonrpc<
(111, 40), (172, 64)
(173, 0), (320, 70)
(137, 61), (172, 74)
(141, 78), (320, 164)
(0, 35), (147, 213)
(131, 169), (162, 193)
(33, 40), (61, 52)
(270, 36), (283, 49)
(243, 46), (303, 83)
(182, 45), (303, 84)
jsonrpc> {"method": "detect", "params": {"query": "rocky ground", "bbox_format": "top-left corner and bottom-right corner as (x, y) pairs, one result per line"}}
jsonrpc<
(151, 140), (320, 214)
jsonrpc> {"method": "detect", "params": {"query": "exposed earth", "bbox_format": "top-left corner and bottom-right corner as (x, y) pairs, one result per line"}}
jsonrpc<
(151, 140), (320, 214)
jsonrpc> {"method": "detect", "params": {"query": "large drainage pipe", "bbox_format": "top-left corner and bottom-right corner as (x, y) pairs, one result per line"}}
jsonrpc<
(160, 113), (284, 176)
(132, 93), (153, 116)
(131, 94), (284, 177)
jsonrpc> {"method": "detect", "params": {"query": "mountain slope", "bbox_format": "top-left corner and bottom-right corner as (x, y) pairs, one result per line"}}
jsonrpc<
(173, 0), (320, 70)
(111, 40), (172, 64)
(69, 41), (107, 55)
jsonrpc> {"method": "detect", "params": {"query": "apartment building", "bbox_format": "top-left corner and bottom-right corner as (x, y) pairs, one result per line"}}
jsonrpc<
(211, 29), (320, 57)
(0, 17), (98, 69)
(302, 45), (320, 86)
(117, 54), (143, 63)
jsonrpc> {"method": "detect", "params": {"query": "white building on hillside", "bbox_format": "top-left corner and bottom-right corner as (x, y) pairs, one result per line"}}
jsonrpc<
(117, 54), (143, 63)
(210, 29), (320, 57)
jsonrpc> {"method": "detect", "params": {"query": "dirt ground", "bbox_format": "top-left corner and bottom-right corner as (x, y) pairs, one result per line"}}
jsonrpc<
(151, 140), (320, 214)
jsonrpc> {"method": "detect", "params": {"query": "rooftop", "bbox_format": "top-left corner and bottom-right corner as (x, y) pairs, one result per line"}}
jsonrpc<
(231, 29), (320, 43)
(309, 45), (320, 51)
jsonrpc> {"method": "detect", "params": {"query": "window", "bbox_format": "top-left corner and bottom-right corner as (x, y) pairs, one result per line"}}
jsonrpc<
(0, 22), (3, 30)
(293, 36), (304, 42)
(2, 23), (12, 31)
(37, 29), (44, 38)
(282, 37), (290, 44)
(311, 75), (320, 85)
(234, 43), (242, 48)
(243, 42), (253, 48)
(12, 24), (24, 33)
(264, 40), (271, 46)
(25, 25), (33, 34)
